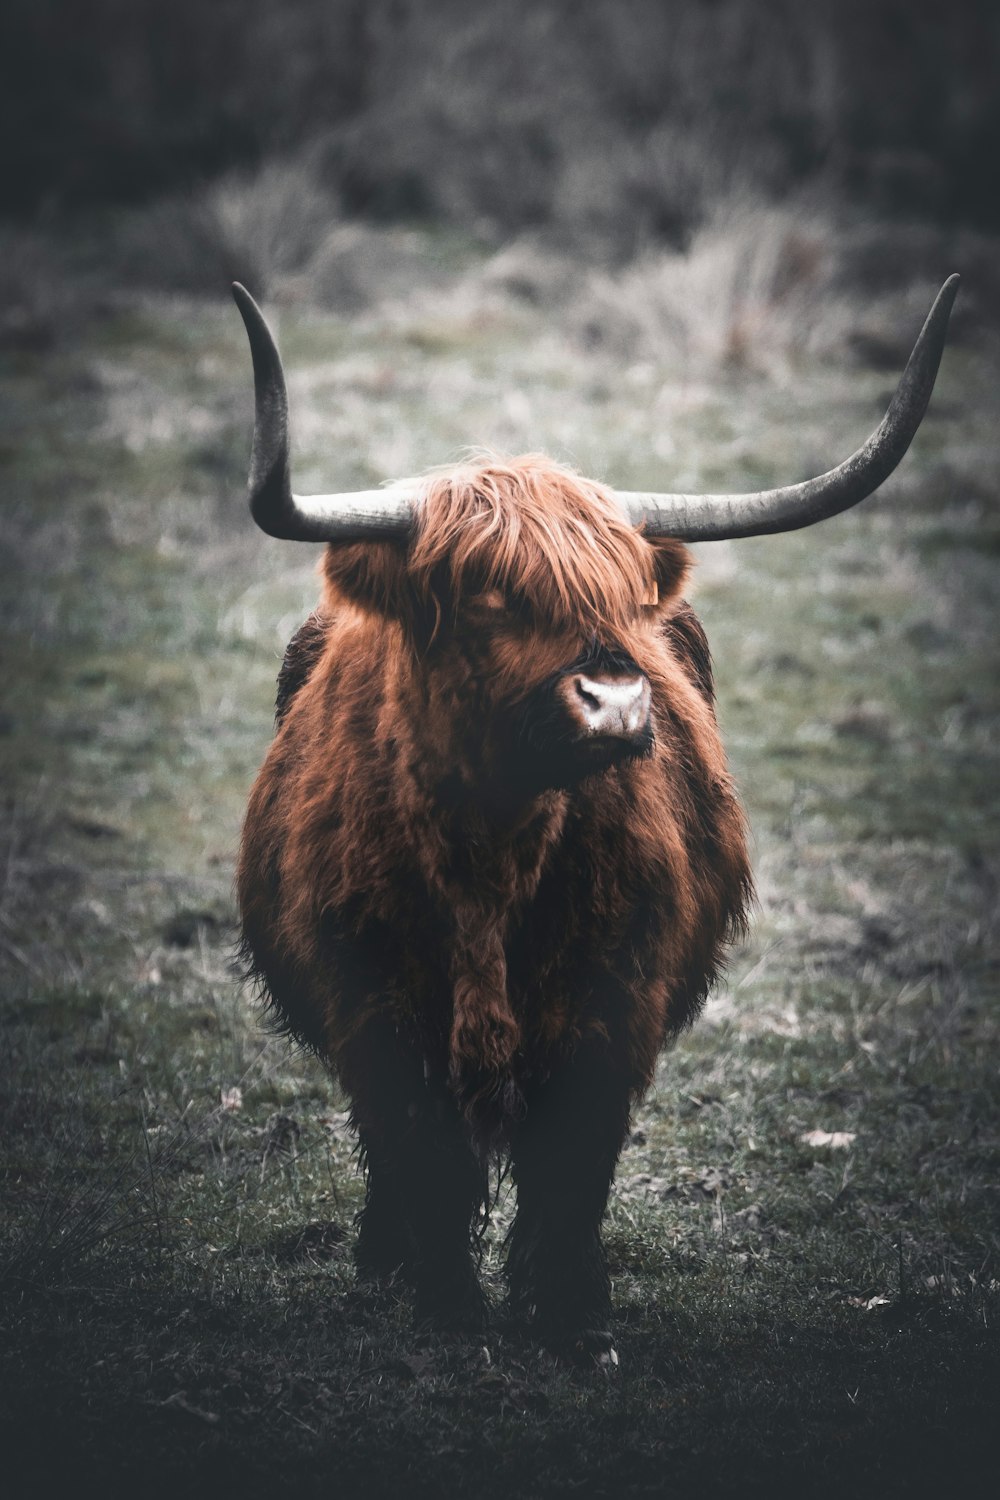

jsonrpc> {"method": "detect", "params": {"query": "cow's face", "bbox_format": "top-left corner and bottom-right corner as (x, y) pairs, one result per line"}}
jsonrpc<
(432, 585), (670, 797)
(321, 460), (693, 803)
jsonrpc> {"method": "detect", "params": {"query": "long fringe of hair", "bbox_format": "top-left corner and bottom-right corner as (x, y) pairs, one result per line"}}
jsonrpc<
(410, 455), (657, 635)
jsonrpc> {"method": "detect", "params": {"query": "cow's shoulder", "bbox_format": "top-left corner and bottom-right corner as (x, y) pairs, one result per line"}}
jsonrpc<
(275, 611), (331, 726)
(660, 600), (714, 704)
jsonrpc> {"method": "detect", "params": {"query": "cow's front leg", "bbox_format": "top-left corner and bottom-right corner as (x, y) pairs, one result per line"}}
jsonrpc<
(340, 1013), (489, 1334)
(506, 1036), (631, 1363)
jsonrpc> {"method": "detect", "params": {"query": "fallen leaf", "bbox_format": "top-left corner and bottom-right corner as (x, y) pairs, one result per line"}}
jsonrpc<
(729, 1202), (764, 1231)
(800, 1130), (856, 1149)
(697, 1167), (729, 1195)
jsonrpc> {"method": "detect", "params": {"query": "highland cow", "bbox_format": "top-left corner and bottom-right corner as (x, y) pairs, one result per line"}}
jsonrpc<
(233, 276), (957, 1363)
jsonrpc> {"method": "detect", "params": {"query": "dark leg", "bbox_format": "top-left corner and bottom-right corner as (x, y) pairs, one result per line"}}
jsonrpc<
(340, 1013), (489, 1333)
(506, 1036), (631, 1361)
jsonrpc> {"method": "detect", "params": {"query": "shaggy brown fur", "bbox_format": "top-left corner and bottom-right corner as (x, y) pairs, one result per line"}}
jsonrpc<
(238, 456), (752, 1350)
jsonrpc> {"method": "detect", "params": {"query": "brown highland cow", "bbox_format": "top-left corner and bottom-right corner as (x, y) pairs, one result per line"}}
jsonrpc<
(233, 276), (957, 1364)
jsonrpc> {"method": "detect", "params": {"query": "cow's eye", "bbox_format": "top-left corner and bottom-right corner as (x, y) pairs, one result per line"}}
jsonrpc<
(474, 589), (506, 612)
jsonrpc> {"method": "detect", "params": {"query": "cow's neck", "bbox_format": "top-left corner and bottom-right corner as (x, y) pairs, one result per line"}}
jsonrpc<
(392, 652), (565, 848)
(420, 791), (567, 1132)
(386, 661), (570, 1126)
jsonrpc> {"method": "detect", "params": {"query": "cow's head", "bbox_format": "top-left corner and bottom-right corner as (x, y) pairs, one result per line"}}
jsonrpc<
(320, 456), (693, 797)
(232, 276), (958, 800)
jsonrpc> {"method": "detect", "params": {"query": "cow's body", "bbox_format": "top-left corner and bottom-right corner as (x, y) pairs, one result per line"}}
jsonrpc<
(238, 458), (752, 1357)
(231, 275), (956, 1361)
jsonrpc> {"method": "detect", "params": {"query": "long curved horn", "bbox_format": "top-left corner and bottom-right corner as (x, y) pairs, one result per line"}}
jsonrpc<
(232, 282), (416, 541)
(618, 274), (960, 539)
(235, 275), (958, 545)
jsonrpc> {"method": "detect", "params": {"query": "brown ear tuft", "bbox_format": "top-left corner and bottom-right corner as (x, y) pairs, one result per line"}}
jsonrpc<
(321, 540), (443, 649)
(648, 537), (693, 605)
(321, 540), (411, 618)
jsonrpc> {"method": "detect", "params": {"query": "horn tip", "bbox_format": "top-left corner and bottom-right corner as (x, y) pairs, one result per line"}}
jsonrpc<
(231, 281), (262, 321)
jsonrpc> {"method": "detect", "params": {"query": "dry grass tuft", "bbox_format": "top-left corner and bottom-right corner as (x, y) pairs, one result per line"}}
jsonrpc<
(114, 153), (341, 298)
(572, 198), (967, 378)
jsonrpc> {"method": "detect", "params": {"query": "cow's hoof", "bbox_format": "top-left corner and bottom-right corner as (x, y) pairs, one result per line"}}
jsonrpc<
(354, 1221), (408, 1285)
(414, 1268), (487, 1339)
(569, 1328), (619, 1370)
(355, 1257), (404, 1289)
(415, 1304), (486, 1340)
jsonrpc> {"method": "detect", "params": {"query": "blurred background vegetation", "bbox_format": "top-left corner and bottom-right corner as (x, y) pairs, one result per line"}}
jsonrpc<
(4, 0), (1000, 237)
(3, 0), (999, 378)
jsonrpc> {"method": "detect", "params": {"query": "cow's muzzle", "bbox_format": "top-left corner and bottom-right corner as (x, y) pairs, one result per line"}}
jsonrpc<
(558, 670), (652, 747)
(504, 646), (655, 795)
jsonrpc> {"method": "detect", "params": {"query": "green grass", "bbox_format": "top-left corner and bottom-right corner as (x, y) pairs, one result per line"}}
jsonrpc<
(1, 230), (998, 1499)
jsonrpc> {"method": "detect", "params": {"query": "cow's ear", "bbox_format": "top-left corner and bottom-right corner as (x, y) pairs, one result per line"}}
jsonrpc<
(320, 542), (439, 645)
(321, 540), (410, 617)
(647, 536), (693, 606)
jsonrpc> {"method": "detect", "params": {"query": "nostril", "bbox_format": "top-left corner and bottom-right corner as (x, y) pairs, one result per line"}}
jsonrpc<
(577, 674), (643, 707)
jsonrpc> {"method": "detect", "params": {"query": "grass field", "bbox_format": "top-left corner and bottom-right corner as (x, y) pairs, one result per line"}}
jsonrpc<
(1, 221), (998, 1498)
